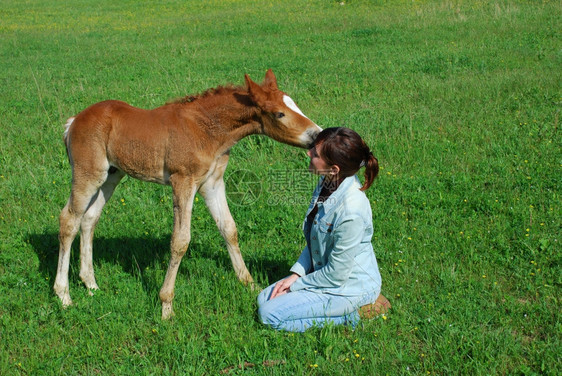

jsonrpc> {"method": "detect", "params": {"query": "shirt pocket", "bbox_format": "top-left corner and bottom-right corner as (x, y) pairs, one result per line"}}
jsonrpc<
(312, 219), (335, 251)
(310, 219), (333, 243)
(316, 220), (334, 234)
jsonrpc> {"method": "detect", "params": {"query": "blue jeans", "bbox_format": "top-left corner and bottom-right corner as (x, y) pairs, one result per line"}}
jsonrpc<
(257, 281), (379, 332)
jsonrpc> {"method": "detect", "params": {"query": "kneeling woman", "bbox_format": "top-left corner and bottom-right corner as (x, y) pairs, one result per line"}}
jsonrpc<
(257, 127), (390, 332)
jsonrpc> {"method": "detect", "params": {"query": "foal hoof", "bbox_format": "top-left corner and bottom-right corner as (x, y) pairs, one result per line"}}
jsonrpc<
(54, 286), (73, 308)
(240, 275), (257, 290)
(248, 281), (261, 292)
(84, 282), (100, 291)
(59, 295), (73, 308)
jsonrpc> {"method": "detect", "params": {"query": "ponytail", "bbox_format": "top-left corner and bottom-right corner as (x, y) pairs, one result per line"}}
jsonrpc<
(360, 152), (379, 191)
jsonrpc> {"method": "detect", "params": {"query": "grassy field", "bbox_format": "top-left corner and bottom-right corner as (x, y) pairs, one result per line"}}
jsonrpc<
(0, 0), (560, 374)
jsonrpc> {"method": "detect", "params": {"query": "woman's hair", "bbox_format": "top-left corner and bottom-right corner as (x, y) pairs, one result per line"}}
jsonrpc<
(313, 127), (379, 191)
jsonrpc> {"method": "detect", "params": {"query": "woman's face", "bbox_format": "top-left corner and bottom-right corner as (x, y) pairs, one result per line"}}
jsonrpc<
(307, 143), (332, 176)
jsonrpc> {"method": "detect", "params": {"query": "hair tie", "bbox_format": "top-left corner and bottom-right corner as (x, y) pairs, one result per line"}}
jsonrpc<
(360, 150), (373, 168)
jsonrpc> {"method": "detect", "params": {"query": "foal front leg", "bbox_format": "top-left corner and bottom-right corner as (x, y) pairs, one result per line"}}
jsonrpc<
(200, 174), (254, 286)
(159, 177), (196, 320)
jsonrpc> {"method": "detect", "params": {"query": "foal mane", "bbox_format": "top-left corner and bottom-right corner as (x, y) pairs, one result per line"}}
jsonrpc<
(167, 85), (247, 105)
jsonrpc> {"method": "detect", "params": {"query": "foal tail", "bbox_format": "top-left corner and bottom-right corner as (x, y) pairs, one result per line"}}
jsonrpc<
(62, 117), (75, 163)
(63, 117), (75, 146)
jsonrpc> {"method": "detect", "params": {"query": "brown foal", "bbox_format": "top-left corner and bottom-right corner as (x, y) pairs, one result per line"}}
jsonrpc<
(54, 69), (322, 319)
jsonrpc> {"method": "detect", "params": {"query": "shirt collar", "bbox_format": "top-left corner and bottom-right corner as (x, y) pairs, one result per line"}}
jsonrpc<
(312, 175), (360, 214)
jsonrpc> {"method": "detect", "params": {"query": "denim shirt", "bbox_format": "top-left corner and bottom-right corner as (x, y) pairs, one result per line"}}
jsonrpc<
(289, 175), (382, 296)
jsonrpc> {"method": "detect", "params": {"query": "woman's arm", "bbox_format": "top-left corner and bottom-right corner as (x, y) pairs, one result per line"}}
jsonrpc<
(290, 245), (312, 277)
(290, 216), (363, 292)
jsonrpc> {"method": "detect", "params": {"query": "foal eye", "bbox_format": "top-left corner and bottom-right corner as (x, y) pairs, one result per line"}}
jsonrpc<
(275, 112), (285, 119)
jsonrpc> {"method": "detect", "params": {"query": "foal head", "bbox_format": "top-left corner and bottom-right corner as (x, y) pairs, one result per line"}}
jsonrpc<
(245, 69), (322, 148)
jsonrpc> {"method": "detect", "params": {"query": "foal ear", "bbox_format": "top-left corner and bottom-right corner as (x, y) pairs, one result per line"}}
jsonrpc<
(245, 73), (267, 105)
(263, 69), (278, 91)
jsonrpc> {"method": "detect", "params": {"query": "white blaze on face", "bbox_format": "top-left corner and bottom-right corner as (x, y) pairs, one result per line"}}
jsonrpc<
(283, 95), (322, 145)
(283, 95), (310, 120)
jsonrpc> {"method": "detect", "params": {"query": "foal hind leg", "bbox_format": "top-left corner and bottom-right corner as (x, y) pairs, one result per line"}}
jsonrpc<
(54, 169), (109, 307)
(79, 169), (125, 292)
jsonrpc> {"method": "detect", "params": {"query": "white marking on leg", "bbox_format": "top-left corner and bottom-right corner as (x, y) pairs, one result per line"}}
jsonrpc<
(79, 169), (125, 292)
(200, 164), (254, 284)
(55, 202), (81, 307)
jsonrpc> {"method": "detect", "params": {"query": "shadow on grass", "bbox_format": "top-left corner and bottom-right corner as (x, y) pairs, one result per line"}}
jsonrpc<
(27, 231), (290, 295)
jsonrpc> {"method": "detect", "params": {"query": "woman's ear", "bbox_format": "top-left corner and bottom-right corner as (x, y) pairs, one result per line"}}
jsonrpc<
(329, 165), (340, 177)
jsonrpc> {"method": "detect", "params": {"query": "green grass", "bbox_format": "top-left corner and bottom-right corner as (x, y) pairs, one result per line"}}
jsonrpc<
(1, 0), (560, 374)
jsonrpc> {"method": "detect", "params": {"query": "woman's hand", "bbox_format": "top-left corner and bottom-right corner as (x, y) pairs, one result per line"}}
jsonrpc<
(270, 273), (300, 299)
